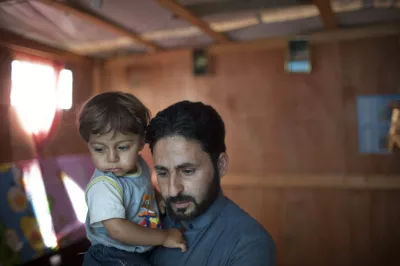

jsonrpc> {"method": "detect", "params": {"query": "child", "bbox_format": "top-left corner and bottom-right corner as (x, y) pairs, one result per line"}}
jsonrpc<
(78, 91), (187, 266)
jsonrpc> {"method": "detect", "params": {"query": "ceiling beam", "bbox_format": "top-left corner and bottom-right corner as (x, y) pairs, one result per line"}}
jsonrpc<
(155, 0), (230, 43)
(312, 0), (338, 30)
(36, 0), (160, 53)
(0, 28), (90, 62)
(184, 0), (310, 17)
(107, 22), (400, 66)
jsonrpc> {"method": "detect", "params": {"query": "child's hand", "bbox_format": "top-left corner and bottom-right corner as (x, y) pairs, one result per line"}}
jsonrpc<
(163, 228), (187, 252)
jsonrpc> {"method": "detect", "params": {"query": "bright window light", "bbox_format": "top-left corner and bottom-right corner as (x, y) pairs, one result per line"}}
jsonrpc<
(11, 60), (57, 135)
(58, 69), (73, 110)
(23, 162), (57, 248)
(61, 172), (87, 223)
(10, 61), (73, 134)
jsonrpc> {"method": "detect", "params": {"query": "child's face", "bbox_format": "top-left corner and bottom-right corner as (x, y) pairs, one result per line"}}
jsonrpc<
(88, 130), (143, 176)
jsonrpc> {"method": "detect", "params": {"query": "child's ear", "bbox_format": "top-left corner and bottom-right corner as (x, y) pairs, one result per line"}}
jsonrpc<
(139, 139), (145, 151)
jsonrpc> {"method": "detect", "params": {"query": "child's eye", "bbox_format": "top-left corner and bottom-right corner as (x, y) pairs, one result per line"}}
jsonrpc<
(93, 147), (103, 153)
(118, 146), (130, 151)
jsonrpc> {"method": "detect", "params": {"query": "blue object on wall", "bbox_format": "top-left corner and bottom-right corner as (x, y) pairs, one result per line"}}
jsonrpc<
(356, 94), (400, 154)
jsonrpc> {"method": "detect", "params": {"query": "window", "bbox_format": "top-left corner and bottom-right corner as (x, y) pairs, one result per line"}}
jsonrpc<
(58, 69), (73, 110)
(10, 59), (74, 249)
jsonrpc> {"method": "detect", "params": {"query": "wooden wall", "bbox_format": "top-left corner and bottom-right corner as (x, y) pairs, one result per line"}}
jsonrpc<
(0, 48), (92, 163)
(104, 36), (400, 266)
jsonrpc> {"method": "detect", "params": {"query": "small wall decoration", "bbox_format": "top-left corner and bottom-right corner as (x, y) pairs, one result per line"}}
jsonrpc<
(285, 39), (312, 74)
(193, 48), (210, 76)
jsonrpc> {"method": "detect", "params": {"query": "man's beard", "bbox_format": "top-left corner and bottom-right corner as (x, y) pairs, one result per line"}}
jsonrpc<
(165, 169), (220, 221)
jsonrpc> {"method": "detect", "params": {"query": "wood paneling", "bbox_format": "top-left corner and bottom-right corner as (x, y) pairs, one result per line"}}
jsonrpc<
(223, 187), (400, 266)
(105, 36), (400, 175)
(0, 47), (13, 163)
(108, 22), (400, 67)
(340, 37), (400, 174)
(104, 35), (400, 266)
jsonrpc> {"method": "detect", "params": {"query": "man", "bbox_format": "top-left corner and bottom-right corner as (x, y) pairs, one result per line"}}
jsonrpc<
(146, 101), (276, 266)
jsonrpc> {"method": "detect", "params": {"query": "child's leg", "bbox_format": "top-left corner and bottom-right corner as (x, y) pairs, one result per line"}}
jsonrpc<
(104, 246), (152, 266)
(82, 244), (105, 266)
(83, 244), (152, 266)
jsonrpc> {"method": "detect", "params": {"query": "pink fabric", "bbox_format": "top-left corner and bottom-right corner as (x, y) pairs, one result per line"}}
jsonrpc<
(39, 154), (94, 246)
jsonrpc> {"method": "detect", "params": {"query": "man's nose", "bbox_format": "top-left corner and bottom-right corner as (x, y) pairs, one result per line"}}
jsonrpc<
(107, 150), (119, 163)
(168, 175), (184, 197)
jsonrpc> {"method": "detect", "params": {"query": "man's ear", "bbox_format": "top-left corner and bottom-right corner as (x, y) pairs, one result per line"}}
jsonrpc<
(217, 153), (229, 178)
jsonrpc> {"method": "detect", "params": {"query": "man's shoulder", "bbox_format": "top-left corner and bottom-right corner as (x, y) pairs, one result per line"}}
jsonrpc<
(221, 196), (274, 242)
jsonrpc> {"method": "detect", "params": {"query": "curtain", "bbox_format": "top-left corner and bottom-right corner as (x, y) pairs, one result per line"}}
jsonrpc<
(11, 52), (64, 155)
(10, 53), (65, 254)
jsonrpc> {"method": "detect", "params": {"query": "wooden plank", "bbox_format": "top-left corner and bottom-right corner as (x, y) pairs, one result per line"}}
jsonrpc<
(184, 0), (296, 17)
(0, 48), (13, 164)
(155, 0), (230, 43)
(312, 0), (338, 30)
(69, 3), (364, 55)
(107, 22), (400, 67)
(37, 0), (160, 53)
(92, 59), (105, 96)
(347, 191), (372, 266)
(221, 174), (400, 189)
(211, 22), (400, 55)
(0, 29), (90, 63)
(370, 191), (400, 264)
(339, 36), (400, 174)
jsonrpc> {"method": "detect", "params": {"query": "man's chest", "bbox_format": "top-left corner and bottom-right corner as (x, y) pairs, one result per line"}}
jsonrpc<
(152, 226), (237, 266)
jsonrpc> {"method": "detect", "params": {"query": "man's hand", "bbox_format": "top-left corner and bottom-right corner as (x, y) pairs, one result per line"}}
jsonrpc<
(163, 228), (187, 252)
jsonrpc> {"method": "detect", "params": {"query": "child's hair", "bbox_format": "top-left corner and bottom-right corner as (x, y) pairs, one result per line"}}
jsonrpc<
(78, 91), (151, 142)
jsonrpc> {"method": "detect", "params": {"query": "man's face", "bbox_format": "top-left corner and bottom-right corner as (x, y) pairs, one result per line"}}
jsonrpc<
(88, 130), (143, 176)
(153, 135), (223, 220)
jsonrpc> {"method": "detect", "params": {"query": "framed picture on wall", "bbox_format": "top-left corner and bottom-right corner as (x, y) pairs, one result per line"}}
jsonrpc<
(285, 39), (312, 74)
(357, 94), (400, 154)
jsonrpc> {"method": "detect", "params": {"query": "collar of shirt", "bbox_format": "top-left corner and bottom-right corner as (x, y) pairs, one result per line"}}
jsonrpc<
(164, 193), (229, 231)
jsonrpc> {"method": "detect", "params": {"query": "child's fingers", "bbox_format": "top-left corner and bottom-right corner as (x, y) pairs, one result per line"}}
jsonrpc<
(179, 243), (187, 252)
(158, 201), (166, 214)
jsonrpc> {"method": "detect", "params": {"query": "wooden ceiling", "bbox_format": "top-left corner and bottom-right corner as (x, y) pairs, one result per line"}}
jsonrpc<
(0, 0), (399, 59)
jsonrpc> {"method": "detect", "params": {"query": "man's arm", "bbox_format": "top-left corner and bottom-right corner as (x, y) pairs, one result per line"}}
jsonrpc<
(227, 237), (276, 266)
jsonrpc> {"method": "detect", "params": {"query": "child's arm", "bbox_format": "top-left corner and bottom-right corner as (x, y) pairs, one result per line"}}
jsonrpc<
(86, 180), (186, 251)
(103, 218), (186, 251)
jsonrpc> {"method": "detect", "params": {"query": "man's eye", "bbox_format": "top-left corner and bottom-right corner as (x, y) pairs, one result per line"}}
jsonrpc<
(157, 172), (168, 178)
(118, 145), (130, 151)
(182, 169), (195, 176)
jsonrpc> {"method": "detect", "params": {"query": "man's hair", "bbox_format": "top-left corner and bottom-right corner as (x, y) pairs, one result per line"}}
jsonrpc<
(146, 101), (226, 161)
(78, 91), (151, 142)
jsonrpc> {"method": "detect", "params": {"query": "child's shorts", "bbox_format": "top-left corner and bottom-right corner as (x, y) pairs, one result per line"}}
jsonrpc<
(83, 244), (152, 266)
